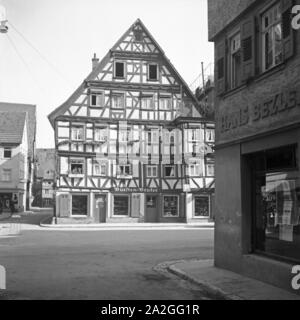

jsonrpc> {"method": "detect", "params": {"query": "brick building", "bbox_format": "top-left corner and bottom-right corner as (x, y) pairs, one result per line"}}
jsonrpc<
(208, 0), (300, 293)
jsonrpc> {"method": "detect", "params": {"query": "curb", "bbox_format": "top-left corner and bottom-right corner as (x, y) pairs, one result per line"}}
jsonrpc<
(166, 260), (242, 301)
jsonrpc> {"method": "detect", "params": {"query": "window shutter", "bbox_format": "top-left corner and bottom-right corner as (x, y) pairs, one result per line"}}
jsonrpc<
(241, 17), (255, 82)
(215, 39), (226, 95)
(281, 0), (294, 61)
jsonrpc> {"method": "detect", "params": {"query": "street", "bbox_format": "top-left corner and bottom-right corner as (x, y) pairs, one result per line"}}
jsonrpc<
(0, 211), (214, 300)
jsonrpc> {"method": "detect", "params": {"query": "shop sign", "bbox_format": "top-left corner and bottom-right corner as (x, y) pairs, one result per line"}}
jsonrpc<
(112, 187), (158, 193)
(218, 86), (300, 142)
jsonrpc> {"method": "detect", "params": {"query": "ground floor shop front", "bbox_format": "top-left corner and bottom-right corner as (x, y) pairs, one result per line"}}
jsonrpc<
(215, 126), (300, 295)
(55, 190), (214, 224)
(0, 189), (25, 213)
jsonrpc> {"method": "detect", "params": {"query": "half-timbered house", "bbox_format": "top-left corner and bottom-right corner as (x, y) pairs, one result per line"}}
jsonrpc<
(48, 19), (215, 224)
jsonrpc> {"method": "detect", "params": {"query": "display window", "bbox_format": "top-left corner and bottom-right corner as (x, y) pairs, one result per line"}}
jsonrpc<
(113, 195), (129, 216)
(163, 195), (179, 217)
(251, 145), (300, 262)
(194, 196), (210, 217)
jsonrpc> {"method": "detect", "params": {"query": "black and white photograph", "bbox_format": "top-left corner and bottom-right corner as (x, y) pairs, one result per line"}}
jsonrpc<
(0, 0), (300, 313)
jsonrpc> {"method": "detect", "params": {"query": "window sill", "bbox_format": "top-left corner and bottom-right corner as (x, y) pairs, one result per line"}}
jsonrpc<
(69, 174), (84, 178)
(253, 62), (285, 85)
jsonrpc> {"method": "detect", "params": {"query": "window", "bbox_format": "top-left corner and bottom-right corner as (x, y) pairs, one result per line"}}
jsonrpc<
(188, 129), (201, 142)
(70, 159), (84, 175)
(163, 196), (179, 217)
(189, 163), (203, 177)
(94, 162), (107, 176)
(71, 195), (88, 216)
(262, 3), (283, 71)
(2, 169), (11, 181)
(119, 130), (130, 143)
(94, 127), (107, 142)
(206, 163), (214, 177)
(111, 93), (125, 109)
(205, 128), (215, 142)
(164, 165), (176, 178)
(141, 96), (154, 110)
(117, 165), (131, 177)
(147, 165), (158, 178)
(250, 145), (300, 262)
(230, 32), (241, 88)
(194, 196), (210, 217)
(113, 195), (129, 216)
(71, 126), (84, 141)
(148, 64), (158, 81)
(4, 148), (12, 159)
(147, 130), (159, 144)
(90, 91), (104, 107)
(114, 61), (125, 78)
(160, 98), (171, 110)
(133, 29), (143, 42)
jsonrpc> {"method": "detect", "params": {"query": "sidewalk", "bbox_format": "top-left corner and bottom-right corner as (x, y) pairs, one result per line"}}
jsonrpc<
(40, 219), (215, 230)
(167, 259), (300, 300)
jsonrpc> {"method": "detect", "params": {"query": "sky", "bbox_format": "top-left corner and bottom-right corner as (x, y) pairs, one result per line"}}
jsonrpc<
(0, 0), (214, 148)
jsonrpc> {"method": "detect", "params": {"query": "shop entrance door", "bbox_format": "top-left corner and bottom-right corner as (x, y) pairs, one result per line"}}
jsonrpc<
(145, 195), (158, 222)
(94, 194), (106, 223)
(131, 194), (140, 218)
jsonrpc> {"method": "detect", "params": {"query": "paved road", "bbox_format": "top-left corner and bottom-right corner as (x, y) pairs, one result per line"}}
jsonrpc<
(0, 211), (214, 300)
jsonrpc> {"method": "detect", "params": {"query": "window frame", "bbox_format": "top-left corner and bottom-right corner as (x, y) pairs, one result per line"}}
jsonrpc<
(71, 125), (84, 141)
(188, 163), (203, 177)
(3, 148), (12, 159)
(114, 60), (126, 79)
(146, 165), (158, 178)
(111, 92), (125, 109)
(193, 195), (210, 218)
(164, 165), (176, 178)
(141, 95), (155, 110)
(69, 158), (85, 176)
(90, 90), (105, 108)
(147, 63), (159, 81)
(229, 31), (242, 89)
(1, 168), (12, 182)
(93, 161), (107, 177)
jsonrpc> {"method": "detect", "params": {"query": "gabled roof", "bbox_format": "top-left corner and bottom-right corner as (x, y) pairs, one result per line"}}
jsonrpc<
(48, 19), (203, 126)
(0, 112), (27, 145)
(0, 102), (36, 156)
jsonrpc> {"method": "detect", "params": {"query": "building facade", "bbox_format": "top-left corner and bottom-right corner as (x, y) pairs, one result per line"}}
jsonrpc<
(0, 112), (29, 212)
(48, 19), (215, 224)
(0, 102), (36, 210)
(208, 0), (300, 293)
(32, 149), (55, 208)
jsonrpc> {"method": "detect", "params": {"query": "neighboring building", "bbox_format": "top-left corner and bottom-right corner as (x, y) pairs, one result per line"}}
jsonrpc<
(0, 102), (36, 210)
(208, 0), (300, 293)
(48, 19), (215, 224)
(0, 112), (29, 211)
(32, 149), (55, 207)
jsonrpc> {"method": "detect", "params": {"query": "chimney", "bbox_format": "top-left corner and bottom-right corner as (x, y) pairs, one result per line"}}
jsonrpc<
(92, 53), (99, 70)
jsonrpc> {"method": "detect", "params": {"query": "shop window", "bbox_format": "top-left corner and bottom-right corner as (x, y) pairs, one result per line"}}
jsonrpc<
(230, 32), (241, 89)
(2, 169), (11, 182)
(114, 61), (125, 78)
(113, 195), (129, 216)
(90, 91), (104, 107)
(262, 3), (283, 71)
(146, 196), (156, 208)
(147, 165), (158, 178)
(4, 148), (12, 159)
(71, 195), (88, 216)
(111, 93), (125, 109)
(71, 126), (84, 141)
(194, 196), (210, 217)
(164, 165), (176, 178)
(163, 196), (179, 217)
(251, 145), (300, 262)
(148, 64), (158, 81)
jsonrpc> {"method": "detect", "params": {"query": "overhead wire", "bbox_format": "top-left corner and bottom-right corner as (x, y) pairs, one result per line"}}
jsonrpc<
(8, 20), (73, 89)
